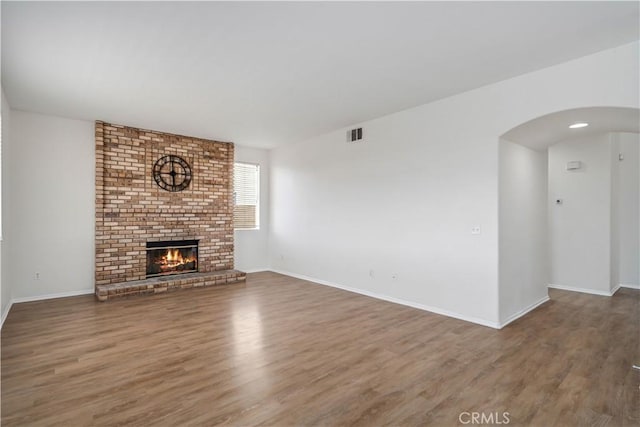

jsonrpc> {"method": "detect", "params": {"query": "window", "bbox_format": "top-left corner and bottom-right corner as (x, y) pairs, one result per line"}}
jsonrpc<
(233, 162), (259, 229)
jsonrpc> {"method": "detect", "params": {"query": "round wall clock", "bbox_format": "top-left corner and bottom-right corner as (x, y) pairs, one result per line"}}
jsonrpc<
(152, 155), (192, 192)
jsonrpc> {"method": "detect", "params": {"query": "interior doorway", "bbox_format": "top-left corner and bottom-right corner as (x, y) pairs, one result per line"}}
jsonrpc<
(498, 106), (640, 325)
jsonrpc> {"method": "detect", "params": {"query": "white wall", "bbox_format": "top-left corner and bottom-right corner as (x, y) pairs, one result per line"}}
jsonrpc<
(498, 139), (548, 325)
(548, 132), (639, 294)
(269, 105), (501, 326)
(616, 133), (639, 286)
(609, 134), (621, 292)
(6, 111), (95, 299)
(1, 88), (12, 322)
(269, 41), (638, 327)
(548, 133), (613, 294)
(234, 145), (270, 272)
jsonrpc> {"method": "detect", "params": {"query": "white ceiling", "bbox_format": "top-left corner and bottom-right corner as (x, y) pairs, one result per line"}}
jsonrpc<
(2, 2), (639, 149)
(501, 107), (640, 150)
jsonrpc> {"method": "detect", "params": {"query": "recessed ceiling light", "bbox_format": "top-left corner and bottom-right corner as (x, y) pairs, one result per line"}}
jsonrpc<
(569, 122), (589, 129)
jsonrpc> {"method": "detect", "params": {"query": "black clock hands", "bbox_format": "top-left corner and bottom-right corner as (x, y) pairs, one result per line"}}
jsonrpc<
(171, 160), (176, 187)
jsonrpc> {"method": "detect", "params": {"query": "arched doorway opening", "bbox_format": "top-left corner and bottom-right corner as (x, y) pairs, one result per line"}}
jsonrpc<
(498, 107), (639, 325)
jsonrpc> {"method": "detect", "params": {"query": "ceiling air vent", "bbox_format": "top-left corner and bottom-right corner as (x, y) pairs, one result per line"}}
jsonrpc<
(347, 127), (363, 143)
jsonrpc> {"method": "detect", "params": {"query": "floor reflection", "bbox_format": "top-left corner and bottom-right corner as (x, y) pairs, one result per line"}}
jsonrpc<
(231, 298), (270, 389)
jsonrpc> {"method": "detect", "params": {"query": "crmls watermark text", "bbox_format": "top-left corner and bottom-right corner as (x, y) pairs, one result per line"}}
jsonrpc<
(459, 411), (510, 425)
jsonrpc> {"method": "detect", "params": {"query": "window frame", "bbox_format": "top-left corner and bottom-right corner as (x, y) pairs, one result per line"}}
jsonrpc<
(233, 161), (260, 231)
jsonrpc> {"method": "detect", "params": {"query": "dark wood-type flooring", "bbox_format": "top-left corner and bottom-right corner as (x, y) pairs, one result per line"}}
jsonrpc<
(2, 272), (638, 426)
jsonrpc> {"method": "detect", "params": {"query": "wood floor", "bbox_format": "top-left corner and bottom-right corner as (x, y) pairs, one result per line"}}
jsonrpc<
(2, 272), (638, 426)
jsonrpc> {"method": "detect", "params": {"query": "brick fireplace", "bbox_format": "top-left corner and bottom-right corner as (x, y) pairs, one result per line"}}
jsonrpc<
(94, 121), (245, 301)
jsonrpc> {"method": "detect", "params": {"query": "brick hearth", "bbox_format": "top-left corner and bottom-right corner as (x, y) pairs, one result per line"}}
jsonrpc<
(95, 270), (246, 301)
(95, 121), (245, 300)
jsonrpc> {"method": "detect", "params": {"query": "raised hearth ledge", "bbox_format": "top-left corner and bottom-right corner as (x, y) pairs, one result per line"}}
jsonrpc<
(95, 270), (246, 302)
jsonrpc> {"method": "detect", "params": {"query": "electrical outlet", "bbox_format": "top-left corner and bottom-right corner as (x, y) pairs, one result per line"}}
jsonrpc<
(471, 226), (481, 235)
(34, 272), (40, 280)
(369, 269), (375, 278)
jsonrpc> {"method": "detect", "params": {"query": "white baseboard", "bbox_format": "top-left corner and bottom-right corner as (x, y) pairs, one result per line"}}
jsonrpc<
(499, 295), (550, 329)
(1, 300), (13, 329)
(241, 268), (269, 274)
(11, 289), (95, 304)
(548, 283), (619, 297)
(620, 283), (640, 290)
(269, 269), (501, 329)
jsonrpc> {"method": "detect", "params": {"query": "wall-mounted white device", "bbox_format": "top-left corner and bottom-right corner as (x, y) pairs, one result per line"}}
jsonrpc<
(566, 161), (582, 171)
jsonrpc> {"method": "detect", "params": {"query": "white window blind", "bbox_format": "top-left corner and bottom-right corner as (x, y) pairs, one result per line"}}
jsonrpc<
(234, 162), (259, 229)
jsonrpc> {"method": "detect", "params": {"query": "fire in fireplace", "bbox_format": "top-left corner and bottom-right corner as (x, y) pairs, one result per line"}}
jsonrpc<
(146, 240), (198, 278)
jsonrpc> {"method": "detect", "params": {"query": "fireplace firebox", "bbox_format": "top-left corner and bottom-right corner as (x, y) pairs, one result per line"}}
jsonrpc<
(146, 240), (198, 278)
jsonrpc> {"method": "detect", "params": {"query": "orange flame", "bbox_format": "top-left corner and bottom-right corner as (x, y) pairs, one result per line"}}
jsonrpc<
(160, 249), (196, 271)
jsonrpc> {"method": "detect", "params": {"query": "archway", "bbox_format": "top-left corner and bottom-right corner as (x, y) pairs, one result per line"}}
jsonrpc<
(498, 106), (639, 326)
